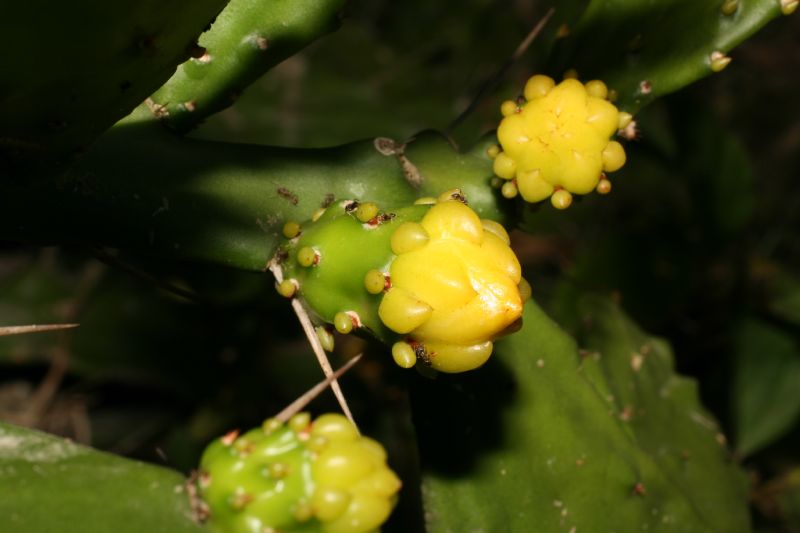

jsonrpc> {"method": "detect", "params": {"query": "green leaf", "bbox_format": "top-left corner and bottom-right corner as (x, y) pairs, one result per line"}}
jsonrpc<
(0, 423), (206, 533)
(550, 0), (786, 112)
(414, 298), (749, 532)
(732, 318), (800, 457)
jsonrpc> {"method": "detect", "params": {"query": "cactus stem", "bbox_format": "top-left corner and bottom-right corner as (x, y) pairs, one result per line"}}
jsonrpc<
(268, 260), (356, 426)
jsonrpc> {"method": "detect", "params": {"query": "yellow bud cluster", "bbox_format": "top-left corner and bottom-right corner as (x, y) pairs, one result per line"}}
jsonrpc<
(378, 199), (524, 372)
(308, 414), (402, 533)
(490, 74), (627, 209)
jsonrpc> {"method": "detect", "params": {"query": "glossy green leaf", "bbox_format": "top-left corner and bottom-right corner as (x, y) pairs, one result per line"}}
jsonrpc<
(732, 318), (800, 457)
(550, 0), (787, 112)
(0, 423), (206, 533)
(414, 298), (749, 532)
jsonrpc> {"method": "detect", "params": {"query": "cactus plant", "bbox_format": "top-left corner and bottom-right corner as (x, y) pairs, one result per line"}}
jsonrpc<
(0, 1), (798, 532)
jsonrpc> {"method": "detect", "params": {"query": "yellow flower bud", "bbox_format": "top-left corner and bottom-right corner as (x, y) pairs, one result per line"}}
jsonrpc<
(494, 74), (627, 206)
(378, 200), (523, 372)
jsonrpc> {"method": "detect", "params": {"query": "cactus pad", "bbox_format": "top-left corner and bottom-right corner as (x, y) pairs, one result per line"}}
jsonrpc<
(278, 193), (525, 373)
(197, 413), (401, 533)
(490, 74), (627, 208)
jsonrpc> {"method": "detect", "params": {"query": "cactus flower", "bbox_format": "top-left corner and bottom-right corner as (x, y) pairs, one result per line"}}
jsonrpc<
(197, 413), (401, 533)
(379, 199), (523, 372)
(490, 74), (627, 208)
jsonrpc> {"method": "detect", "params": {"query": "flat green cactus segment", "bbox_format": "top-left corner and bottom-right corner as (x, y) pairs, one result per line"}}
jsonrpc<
(414, 298), (749, 532)
(1, 113), (506, 271)
(150, 0), (345, 132)
(0, 0), (227, 168)
(549, 0), (784, 113)
(0, 422), (206, 533)
(283, 203), (429, 340)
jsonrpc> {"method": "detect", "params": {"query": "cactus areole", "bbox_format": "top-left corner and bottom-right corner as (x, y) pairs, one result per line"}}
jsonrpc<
(197, 413), (401, 533)
(276, 191), (528, 373)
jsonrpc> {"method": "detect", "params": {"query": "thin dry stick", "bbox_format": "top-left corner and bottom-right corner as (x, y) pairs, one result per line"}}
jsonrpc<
(274, 353), (363, 424)
(446, 7), (555, 134)
(268, 260), (356, 425)
(0, 324), (79, 336)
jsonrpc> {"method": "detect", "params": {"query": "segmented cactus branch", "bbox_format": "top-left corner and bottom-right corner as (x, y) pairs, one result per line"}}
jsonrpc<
(0, 114), (504, 271)
(550, 0), (792, 113)
(269, 260), (356, 425)
(150, 0), (345, 132)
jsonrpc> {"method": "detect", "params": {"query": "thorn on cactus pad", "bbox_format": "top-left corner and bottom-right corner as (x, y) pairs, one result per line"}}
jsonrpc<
(334, 312), (354, 334)
(781, 0), (798, 15)
(229, 491), (253, 511)
(282, 221), (301, 239)
(187, 42), (206, 58)
(297, 247), (319, 267)
(221, 430), (239, 446)
(720, 0), (739, 15)
(355, 202), (379, 222)
(710, 51), (732, 72)
(364, 270), (388, 294)
(315, 326), (335, 352)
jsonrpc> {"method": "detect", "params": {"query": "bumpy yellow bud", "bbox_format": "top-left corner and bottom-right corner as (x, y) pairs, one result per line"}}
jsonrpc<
(378, 200), (523, 372)
(309, 414), (402, 533)
(494, 74), (627, 206)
